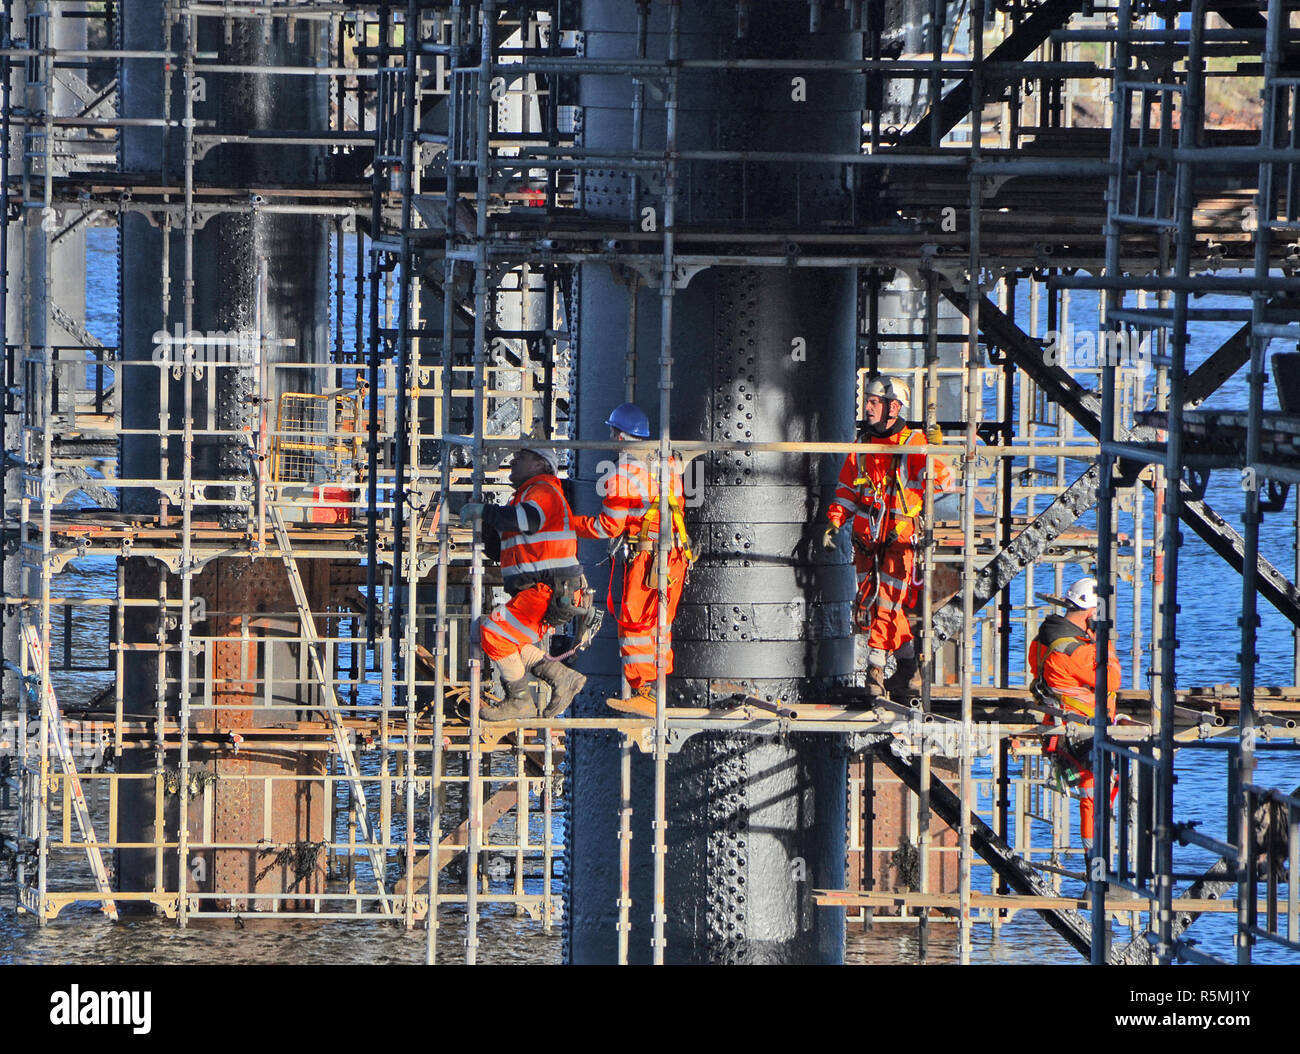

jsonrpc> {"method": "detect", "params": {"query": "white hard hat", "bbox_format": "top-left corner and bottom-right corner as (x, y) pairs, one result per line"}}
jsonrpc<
(1065, 576), (1099, 610)
(520, 445), (560, 475)
(864, 376), (909, 411)
(889, 378), (910, 410)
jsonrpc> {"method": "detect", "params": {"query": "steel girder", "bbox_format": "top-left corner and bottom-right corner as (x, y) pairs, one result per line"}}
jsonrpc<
(935, 286), (1300, 634)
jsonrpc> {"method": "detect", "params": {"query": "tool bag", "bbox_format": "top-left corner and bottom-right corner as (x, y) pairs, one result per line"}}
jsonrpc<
(544, 570), (603, 659)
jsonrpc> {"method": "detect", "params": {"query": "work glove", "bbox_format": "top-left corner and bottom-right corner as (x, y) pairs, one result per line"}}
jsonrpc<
(458, 502), (486, 524)
(926, 425), (943, 447)
(821, 524), (840, 551)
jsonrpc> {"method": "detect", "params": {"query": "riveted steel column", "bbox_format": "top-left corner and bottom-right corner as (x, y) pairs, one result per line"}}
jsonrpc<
(117, 5), (332, 907)
(567, 0), (859, 964)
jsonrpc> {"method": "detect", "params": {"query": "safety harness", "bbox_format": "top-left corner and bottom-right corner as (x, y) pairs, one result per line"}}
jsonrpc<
(849, 424), (922, 626)
(1031, 631), (1094, 784)
(631, 455), (697, 565)
(851, 424), (924, 531)
(604, 457), (697, 616)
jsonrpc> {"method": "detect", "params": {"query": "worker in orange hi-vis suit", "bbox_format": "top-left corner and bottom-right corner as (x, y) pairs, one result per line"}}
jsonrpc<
(1029, 576), (1122, 855)
(822, 377), (952, 698)
(458, 444), (588, 722)
(572, 402), (694, 714)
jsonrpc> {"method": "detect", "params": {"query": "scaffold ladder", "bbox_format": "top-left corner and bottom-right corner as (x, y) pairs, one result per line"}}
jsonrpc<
(268, 505), (393, 915)
(21, 622), (118, 921)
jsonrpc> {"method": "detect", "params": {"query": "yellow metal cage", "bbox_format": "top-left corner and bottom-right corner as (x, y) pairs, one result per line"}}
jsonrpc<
(271, 392), (362, 485)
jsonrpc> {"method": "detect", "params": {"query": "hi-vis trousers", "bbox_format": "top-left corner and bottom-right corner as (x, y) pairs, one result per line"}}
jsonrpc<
(853, 538), (913, 654)
(480, 583), (552, 660)
(615, 549), (687, 690)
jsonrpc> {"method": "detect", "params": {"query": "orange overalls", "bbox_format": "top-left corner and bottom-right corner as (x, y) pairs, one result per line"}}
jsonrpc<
(573, 453), (690, 690)
(1029, 623), (1121, 848)
(827, 426), (951, 653)
(479, 473), (580, 661)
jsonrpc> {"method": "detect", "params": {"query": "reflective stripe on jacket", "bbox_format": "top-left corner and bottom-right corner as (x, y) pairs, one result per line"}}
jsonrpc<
(1029, 618), (1121, 719)
(827, 427), (952, 545)
(500, 474), (580, 590)
(573, 453), (686, 546)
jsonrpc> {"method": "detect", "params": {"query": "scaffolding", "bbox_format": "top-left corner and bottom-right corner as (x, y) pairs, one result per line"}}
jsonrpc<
(1, 0), (1298, 966)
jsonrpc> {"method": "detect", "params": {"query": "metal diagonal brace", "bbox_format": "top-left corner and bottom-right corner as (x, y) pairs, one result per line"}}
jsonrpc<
(902, 0), (1084, 148)
(932, 294), (1297, 640)
(1111, 860), (1234, 966)
(874, 743), (1133, 962)
(1111, 784), (1300, 965)
(939, 285), (1300, 629)
(269, 506), (393, 914)
(933, 462), (1108, 642)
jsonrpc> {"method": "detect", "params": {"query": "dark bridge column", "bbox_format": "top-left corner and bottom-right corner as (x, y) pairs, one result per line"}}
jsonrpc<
(117, 5), (332, 907)
(567, 2), (860, 964)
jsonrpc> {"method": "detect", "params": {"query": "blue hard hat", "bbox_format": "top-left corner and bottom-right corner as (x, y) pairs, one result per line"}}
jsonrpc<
(605, 402), (650, 438)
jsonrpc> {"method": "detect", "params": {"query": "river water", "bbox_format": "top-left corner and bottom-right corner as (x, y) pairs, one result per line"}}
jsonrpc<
(1, 231), (1295, 965)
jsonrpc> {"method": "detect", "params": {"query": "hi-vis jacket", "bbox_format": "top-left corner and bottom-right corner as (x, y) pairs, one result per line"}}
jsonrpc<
(827, 425), (952, 546)
(573, 453), (688, 550)
(1029, 613), (1121, 719)
(484, 473), (580, 593)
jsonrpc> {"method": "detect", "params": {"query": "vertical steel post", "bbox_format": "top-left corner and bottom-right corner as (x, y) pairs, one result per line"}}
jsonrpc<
(998, 278), (1015, 690)
(617, 734), (632, 963)
(0, 0), (15, 746)
(649, 0), (681, 968)
(1091, 0), (1134, 961)
(393, 0), (424, 934)
(514, 739), (528, 913)
(464, 0), (497, 966)
(28, 0), (51, 926)
(1237, 0), (1282, 966)
(175, 1), (198, 928)
(917, 268), (940, 956)
(427, 0), (465, 966)
(957, 0), (985, 966)
(542, 727), (553, 933)
(1153, 0), (1204, 964)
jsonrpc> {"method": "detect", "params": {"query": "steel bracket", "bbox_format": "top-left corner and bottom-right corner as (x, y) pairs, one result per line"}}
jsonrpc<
(143, 552), (186, 574)
(45, 547), (82, 575)
(628, 722), (701, 755)
(916, 248), (965, 287)
(619, 260), (709, 290)
(981, 174), (1013, 200)
(842, 730), (890, 755)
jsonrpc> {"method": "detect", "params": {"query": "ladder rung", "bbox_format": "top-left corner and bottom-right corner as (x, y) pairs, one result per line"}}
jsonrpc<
(20, 622), (118, 920)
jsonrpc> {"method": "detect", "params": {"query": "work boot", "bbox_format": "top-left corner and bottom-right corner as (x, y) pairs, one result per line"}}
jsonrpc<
(608, 683), (658, 718)
(532, 659), (587, 718)
(479, 678), (537, 722)
(866, 664), (887, 696)
(886, 654), (922, 700)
